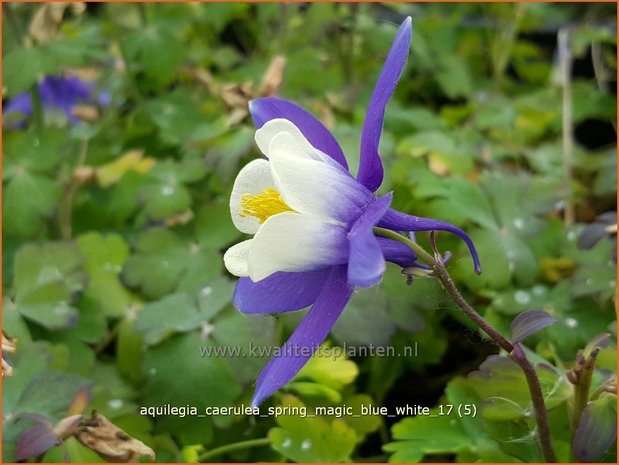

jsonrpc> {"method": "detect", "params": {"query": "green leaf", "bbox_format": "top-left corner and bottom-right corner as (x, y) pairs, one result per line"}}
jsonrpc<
(3, 32), (105, 97)
(445, 377), (518, 462)
(116, 318), (145, 385)
(268, 395), (357, 462)
(139, 159), (207, 220)
(135, 293), (203, 345)
(69, 305), (107, 344)
(196, 277), (235, 320)
(3, 48), (55, 96)
(44, 437), (104, 463)
(481, 172), (564, 234)
(285, 381), (343, 404)
(143, 330), (241, 410)
(294, 344), (359, 391)
(571, 81), (617, 123)
(332, 288), (396, 346)
(3, 129), (68, 178)
(134, 276), (235, 345)
(342, 394), (382, 436)
(482, 418), (544, 462)
(89, 363), (140, 419)
(123, 228), (222, 299)
(397, 131), (474, 176)
(385, 104), (448, 134)
(2, 343), (50, 417)
(203, 126), (255, 182)
(381, 266), (442, 332)
(3, 171), (62, 238)
(124, 24), (184, 90)
(210, 309), (276, 384)
(14, 242), (85, 297)
(453, 228), (512, 290)
(546, 302), (616, 360)
(4, 347), (91, 421)
(12, 243), (86, 330)
(77, 232), (134, 317)
(417, 177), (496, 230)
(144, 90), (227, 145)
(47, 335), (96, 375)
(385, 409), (472, 462)
(402, 322), (448, 368)
(493, 286), (548, 315)
(436, 55), (474, 99)
(15, 284), (79, 330)
(468, 355), (571, 421)
(194, 199), (241, 250)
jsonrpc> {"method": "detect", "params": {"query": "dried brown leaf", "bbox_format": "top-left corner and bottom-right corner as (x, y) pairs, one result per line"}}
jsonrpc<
(54, 414), (84, 440)
(258, 55), (286, 97)
(28, 3), (69, 44)
(75, 411), (155, 462)
(2, 330), (17, 353)
(2, 359), (13, 377)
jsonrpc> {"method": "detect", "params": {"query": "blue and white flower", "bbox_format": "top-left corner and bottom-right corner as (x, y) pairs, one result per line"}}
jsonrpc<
(223, 17), (481, 407)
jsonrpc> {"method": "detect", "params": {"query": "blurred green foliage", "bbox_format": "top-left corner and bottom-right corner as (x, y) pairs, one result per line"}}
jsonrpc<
(2, 2), (616, 463)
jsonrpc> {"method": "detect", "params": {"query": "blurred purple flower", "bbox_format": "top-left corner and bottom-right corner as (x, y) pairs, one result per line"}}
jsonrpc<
(3, 75), (110, 127)
(223, 17), (481, 407)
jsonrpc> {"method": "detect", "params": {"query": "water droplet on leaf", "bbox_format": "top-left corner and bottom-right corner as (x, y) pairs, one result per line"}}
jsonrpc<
(514, 290), (530, 305)
(108, 399), (124, 409)
(201, 286), (213, 296)
(512, 218), (524, 230)
(161, 185), (175, 196)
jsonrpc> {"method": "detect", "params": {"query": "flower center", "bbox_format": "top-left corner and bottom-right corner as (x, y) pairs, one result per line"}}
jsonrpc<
(240, 188), (294, 223)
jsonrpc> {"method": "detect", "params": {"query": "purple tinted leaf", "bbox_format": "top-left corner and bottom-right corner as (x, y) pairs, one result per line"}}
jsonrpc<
(573, 396), (617, 462)
(54, 414), (84, 440)
(509, 310), (558, 343)
(584, 333), (613, 357)
(15, 417), (61, 461)
(509, 310), (557, 343)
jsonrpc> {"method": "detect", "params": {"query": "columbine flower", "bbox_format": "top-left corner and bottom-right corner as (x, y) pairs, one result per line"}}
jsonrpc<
(223, 17), (481, 407)
(3, 75), (110, 128)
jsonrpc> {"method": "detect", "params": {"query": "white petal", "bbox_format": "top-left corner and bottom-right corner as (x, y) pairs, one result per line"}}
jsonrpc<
(268, 131), (373, 222)
(255, 118), (345, 170)
(256, 119), (317, 161)
(229, 159), (275, 234)
(248, 212), (348, 282)
(223, 240), (252, 277)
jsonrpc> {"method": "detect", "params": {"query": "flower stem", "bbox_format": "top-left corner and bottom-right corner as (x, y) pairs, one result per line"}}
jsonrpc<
(3, 4), (27, 47)
(510, 344), (558, 463)
(59, 138), (89, 239)
(558, 27), (575, 227)
(571, 347), (600, 432)
(30, 85), (44, 134)
(198, 438), (270, 462)
(373, 227), (558, 462)
(374, 228), (512, 351)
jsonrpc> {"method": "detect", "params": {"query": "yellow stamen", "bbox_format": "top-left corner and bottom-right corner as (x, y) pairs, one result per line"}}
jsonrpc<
(240, 188), (294, 223)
